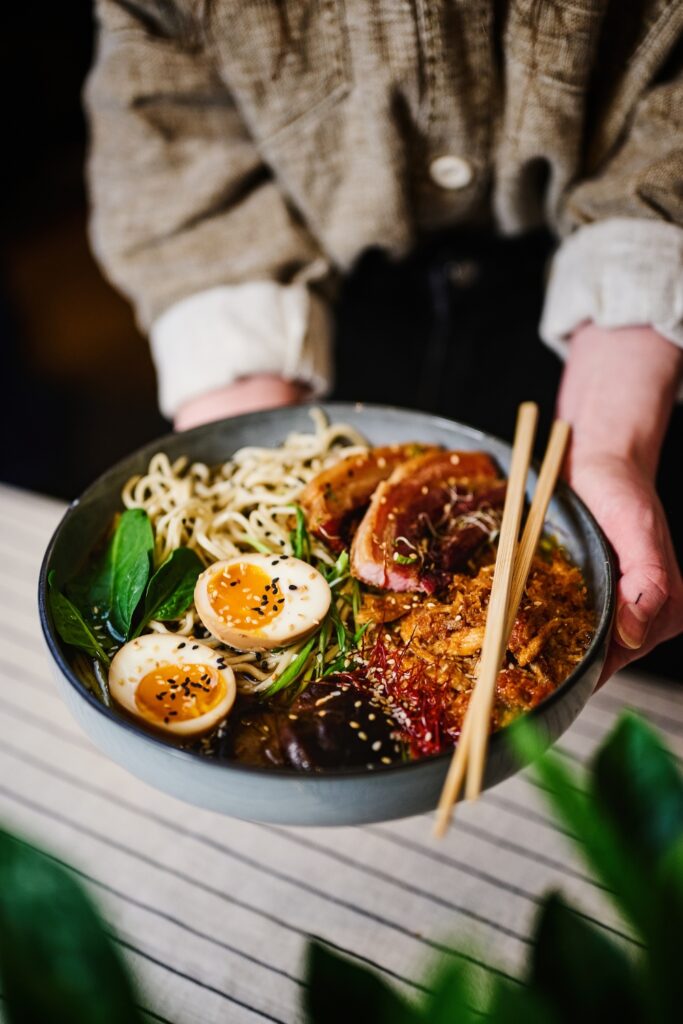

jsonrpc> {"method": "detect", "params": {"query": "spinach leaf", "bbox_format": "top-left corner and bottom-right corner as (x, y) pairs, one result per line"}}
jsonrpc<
(132, 547), (204, 637)
(65, 542), (113, 624)
(0, 828), (144, 1024)
(108, 509), (153, 640)
(48, 573), (111, 667)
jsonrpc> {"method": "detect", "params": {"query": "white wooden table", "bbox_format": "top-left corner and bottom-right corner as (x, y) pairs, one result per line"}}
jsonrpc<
(0, 483), (680, 1023)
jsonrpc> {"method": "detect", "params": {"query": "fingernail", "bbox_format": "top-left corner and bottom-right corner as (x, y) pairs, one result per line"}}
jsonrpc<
(616, 602), (650, 650)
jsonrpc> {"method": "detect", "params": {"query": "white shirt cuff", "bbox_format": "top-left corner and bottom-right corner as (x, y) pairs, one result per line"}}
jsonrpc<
(540, 218), (683, 358)
(150, 282), (333, 419)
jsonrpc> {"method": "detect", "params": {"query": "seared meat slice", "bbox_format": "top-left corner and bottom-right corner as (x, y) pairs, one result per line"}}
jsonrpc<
(299, 443), (439, 551)
(350, 450), (505, 592)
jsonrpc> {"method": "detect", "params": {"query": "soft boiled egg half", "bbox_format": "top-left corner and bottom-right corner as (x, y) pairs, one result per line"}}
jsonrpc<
(109, 633), (236, 739)
(194, 553), (331, 651)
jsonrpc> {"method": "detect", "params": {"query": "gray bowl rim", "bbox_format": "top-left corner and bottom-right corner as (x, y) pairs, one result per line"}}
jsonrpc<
(38, 401), (616, 781)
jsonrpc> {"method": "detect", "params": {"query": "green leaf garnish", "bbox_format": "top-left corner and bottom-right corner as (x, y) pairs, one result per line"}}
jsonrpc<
(353, 620), (371, 646)
(392, 552), (418, 565)
(132, 547), (204, 638)
(107, 509), (154, 640)
(48, 573), (111, 667)
(315, 617), (332, 680)
(243, 535), (272, 555)
(290, 506), (312, 562)
(351, 579), (361, 621)
(264, 635), (317, 697)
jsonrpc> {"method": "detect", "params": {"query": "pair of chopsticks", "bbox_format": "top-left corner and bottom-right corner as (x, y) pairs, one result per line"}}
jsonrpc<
(433, 402), (571, 838)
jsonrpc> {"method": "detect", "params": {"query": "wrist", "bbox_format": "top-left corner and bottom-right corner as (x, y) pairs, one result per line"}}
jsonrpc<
(558, 323), (682, 476)
(174, 375), (308, 431)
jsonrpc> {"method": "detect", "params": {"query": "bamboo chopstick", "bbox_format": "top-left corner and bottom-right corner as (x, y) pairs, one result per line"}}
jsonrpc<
(463, 417), (571, 802)
(433, 412), (572, 838)
(433, 402), (538, 837)
(505, 419), (571, 639)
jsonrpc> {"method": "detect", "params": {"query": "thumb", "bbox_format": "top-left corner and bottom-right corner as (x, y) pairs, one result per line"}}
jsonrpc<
(614, 561), (669, 652)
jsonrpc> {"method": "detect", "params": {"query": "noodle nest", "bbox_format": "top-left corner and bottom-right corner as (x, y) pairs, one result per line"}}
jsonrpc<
(121, 410), (368, 692)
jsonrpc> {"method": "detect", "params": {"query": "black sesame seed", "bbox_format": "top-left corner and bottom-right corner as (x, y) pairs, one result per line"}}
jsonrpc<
(192, 644), (199, 650)
(177, 642), (186, 649)
(229, 580), (239, 587)
(288, 584), (298, 591)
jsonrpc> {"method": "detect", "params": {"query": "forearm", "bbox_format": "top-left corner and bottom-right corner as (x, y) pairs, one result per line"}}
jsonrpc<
(558, 324), (683, 477)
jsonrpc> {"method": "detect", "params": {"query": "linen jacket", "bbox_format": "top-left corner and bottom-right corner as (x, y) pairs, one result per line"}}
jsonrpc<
(85, 0), (683, 416)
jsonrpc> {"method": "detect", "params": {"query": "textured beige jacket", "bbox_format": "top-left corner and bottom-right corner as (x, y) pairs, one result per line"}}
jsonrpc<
(85, 0), (683, 416)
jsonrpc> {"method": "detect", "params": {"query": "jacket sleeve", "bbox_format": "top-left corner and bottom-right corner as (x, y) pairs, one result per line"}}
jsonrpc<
(85, 0), (333, 418)
(540, 72), (683, 357)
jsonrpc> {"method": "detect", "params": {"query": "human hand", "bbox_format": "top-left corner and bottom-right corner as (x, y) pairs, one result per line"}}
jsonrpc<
(567, 451), (683, 682)
(174, 374), (308, 431)
(558, 323), (683, 685)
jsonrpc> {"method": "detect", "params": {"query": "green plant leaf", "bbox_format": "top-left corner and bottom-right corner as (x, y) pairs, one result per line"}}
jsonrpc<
(530, 893), (643, 1024)
(590, 713), (683, 870)
(133, 547), (204, 637)
(108, 509), (154, 640)
(487, 978), (559, 1024)
(421, 961), (478, 1024)
(0, 829), (144, 1024)
(304, 941), (418, 1024)
(509, 717), (649, 935)
(48, 573), (110, 667)
(643, 834), (683, 1021)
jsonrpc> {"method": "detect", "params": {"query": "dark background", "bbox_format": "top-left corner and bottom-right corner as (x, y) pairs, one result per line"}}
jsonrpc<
(1, 4), (681, 677)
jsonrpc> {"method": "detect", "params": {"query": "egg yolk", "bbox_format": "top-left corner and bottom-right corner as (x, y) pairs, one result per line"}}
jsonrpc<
(207, 562), (284, 631)
(135, 663), (226, 725)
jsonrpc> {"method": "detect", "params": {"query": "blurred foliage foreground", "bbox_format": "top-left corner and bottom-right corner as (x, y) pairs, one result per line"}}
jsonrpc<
(0, 712), (682, 1023)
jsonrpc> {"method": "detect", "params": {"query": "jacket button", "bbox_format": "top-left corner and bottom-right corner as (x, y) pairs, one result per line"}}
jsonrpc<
(429, 155), (473, 190)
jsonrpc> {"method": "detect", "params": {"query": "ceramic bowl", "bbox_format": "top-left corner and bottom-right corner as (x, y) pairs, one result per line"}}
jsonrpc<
(38, 403), (615, 826)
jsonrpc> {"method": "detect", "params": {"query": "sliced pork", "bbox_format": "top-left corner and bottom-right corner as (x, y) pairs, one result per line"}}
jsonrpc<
(350, 449), (506, 592)
(299, 443), (439, 551)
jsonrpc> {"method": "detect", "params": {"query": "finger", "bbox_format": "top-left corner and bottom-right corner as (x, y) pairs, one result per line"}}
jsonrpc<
(614, 562), (669, 652)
